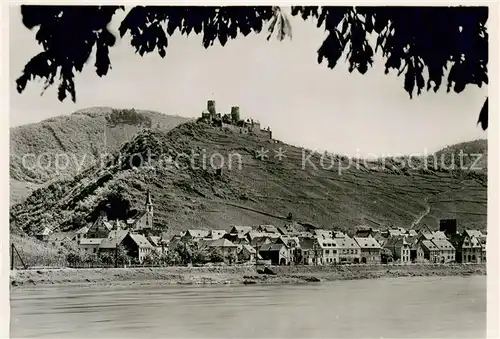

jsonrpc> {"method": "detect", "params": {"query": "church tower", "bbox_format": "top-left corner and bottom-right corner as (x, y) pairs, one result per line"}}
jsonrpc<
(145, 190), (153, 229)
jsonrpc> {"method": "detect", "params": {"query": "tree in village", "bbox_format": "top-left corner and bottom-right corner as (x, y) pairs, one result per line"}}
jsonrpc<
(381, 248), (394, 264)
(84, 252), (102, 267)
(142, 250), (161, 265)
(15, 6), (488, 128)
(208, 247), (225, 263)
(193, 247), (210, 265)
(164, 249), (180, 266)
(167, 239), (212, 265)
(115, 245), (130, 266)
(98, 251), (113, 266)
(66, 250), (84, 267)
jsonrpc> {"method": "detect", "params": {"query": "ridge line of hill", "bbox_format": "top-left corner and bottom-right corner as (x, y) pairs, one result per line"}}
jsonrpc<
(10, 119), (487, 235)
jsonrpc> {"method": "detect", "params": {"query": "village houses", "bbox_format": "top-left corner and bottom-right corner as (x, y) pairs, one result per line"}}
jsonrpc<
(354, 236), (382, 264)
(32, 188), (485, 267)
(384, 236), (411, 264)
(259, 242), (290, 265)
(456, 230), (486, 263)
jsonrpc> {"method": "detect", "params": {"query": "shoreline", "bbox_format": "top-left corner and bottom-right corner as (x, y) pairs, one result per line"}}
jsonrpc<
(10, 263), (486, 290)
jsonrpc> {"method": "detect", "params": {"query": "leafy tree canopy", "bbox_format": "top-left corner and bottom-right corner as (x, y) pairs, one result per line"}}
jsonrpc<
(16, 5), (488, 128)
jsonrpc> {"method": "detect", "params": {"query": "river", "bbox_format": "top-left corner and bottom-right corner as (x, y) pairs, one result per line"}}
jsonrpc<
(11, 276), (485, 338)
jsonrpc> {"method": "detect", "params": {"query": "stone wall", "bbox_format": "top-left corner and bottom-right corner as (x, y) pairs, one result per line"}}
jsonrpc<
(222, 123), (249, 134)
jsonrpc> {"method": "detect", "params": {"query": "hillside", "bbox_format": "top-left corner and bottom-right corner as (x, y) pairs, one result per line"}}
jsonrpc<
(434, 139), (487, 172)
(10, 122), (487, 236)
(10, 107), (191, 204)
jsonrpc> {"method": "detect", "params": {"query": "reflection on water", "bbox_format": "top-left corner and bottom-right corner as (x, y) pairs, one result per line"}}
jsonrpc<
(11, 276), (486, 338)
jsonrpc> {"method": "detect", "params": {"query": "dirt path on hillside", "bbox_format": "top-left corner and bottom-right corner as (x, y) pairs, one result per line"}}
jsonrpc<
(410, 197), (431, 229)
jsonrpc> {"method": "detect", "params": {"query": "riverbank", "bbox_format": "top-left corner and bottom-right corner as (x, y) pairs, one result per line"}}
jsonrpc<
(10, 263), (486, 289)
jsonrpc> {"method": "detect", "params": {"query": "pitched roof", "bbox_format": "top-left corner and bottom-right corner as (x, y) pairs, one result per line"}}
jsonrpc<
(317, 238), (337, 248)
(277, 224), (298, 235)
(128, 233), (154, 249)
(90, 215), (114, 230)
(373, 233), (387, 247)
(248, 232), (279, 241)
(260, 243), (287, 252)
(107, 229), (129, 241)
(75, 226), (89, 234)
(232, 237), (250, 245)
(257, 225), (279, 234)
(431, 231), (448, 240)
(99, 237), (122, 249)
(209, 238), (237, 248)
(198, 239), (214, 249)
(230, 226), (253, 235)
(354, 237), (381, 249)
(48, 232), (75, 242)
(37, 227), (53, 236)
(103, 221), (114, 231)
(210, 230), (227, 239)
(431, 239), (455, 251)
(79, 238), (104, 245)
(420, 240), (438, 251)
(418, 232), (434, 240)
(280, 236), (301, 247)
(333, 231), (346, 238)
(384, 236), (410, 248)
(299, 237), (316, 250)
(465, 230), (483, 238)
(355, 225), (372, 232)
(405, 235), (418, 246)
(147, 236), (161, 247)
(407, 230), (418, 237)
(314, 230), (334, 239)
(185, 230), (210, 238)
(388, 229), (403, 237)
(240, 244), (257, 254)
(467, 236), (482, 248)
(335, 235), (359, 249)
(127, 211), (147, 225)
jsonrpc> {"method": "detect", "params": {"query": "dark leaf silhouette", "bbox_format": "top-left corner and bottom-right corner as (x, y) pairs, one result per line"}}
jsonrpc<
(478, 98), (488, 130)
(15, 5), (489, 129)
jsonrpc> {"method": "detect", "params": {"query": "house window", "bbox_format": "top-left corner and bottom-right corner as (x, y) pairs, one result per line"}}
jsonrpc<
(93, 248), (97, 253)
(326, 250), (330, 254)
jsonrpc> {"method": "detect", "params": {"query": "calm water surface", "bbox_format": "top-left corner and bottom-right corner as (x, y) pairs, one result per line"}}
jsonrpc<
(11, 276), (486, 338)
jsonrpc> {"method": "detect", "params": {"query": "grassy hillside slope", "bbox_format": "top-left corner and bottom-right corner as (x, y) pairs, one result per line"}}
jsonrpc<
(11, 122), (487, 235)
(10, 107), (191, 204)
(434, 139), (487, 172)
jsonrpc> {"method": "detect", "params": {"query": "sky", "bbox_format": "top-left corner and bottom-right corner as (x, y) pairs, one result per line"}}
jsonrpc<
(9, 6), (488, 157)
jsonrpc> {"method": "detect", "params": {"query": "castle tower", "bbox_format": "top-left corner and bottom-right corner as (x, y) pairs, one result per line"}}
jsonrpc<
(207, 100), (216, 117)
(145, 190), (153, 229)
(230, 106), (240, 123)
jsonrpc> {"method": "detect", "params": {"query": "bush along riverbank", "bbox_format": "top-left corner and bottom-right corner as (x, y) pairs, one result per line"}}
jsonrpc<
(10, 263), (486, 289)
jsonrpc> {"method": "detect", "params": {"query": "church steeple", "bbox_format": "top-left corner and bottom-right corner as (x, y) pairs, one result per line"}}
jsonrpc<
(145, 190), (153, 214)
(144, 190), (154, 230)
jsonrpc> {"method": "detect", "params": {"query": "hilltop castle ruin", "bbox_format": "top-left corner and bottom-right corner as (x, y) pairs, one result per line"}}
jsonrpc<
(199, 100), (272, 139)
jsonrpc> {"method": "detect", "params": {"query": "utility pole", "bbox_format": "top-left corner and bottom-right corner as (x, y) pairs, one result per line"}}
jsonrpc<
(11, 244), (27, 270)
(255, 243), (260, 270)
(114, 245), (117, 268)
(11, 244), (14, 270)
